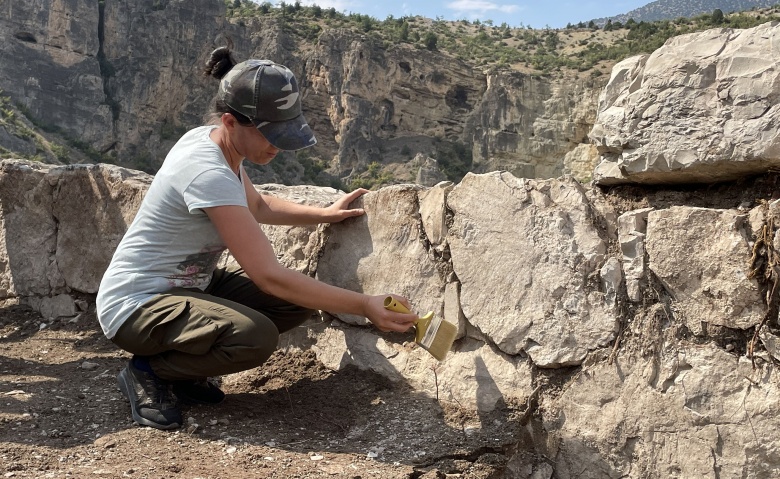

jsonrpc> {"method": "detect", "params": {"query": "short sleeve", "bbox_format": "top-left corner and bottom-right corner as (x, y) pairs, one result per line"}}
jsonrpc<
(183, 169), (248, 213)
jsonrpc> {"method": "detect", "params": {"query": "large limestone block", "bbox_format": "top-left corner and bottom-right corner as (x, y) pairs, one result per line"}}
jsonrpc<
(447, 172), (616, 367)
(0, 160), (151, 299)
(312, 323), (532, 412)
(645, 206), (763, 332)
(436, 338), (532, 412)
(592, 22), (780, 185)
(255, 184), (345, 275)
(548, 344), (780, 478)
(0, 160), (58, 297)
(316, 185), (446, 325)
(52, 164), (151, 293)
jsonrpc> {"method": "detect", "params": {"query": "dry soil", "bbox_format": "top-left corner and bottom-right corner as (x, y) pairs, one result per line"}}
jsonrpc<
(0, 304), (529, 479)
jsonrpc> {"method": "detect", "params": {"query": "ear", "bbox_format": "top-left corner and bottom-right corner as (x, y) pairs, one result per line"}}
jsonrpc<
(221, 112), (238, 129)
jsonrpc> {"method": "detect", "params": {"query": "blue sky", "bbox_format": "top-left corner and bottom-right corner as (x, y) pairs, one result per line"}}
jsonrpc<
(284, 0), (652, 29)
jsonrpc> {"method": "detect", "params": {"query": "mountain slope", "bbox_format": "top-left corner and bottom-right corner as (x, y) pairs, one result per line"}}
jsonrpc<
(591, 0), (779, 25)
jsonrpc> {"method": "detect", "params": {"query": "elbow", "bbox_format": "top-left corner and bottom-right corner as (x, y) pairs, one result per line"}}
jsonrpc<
(250, 264), (292, 298)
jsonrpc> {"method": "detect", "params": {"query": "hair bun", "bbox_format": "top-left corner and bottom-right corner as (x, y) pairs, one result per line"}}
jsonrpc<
(204, 46), (237, 79)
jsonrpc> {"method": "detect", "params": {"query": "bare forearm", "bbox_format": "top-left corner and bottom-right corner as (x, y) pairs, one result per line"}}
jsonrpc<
(261, 266), (368, 316)
(207, 203), (416, 332)
(254, 194), (326, 225)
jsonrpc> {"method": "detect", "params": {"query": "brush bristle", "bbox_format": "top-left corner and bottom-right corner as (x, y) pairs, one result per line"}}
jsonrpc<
(420, 318), (458, 361)
(382, 297), (457, 361)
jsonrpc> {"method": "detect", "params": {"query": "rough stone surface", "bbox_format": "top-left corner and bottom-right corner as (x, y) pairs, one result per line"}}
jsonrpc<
(52, 164), (151, 293)
(592, 22), (780, 185)
(254, 184), (344, 275)
(646, 206), (763, 333)
(618, 207), (653, 302)
(312, 324), (533, 412)
(418, 181), (453, 248)
(316, 185), (446, 325)
(37, 293), (76, 320)
(547, 343), (780, 478)
(447, 172), (616, 367)
(0, 160), (56, 298)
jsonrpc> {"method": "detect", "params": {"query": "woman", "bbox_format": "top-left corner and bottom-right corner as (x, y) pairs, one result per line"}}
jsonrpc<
(96, 47), (417, 431)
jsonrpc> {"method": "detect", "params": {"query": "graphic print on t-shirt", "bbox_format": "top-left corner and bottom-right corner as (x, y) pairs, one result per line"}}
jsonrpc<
(166, 245), (225, 288)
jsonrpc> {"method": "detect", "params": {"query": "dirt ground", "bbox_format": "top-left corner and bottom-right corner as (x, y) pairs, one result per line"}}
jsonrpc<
(0, 304), (532, 479)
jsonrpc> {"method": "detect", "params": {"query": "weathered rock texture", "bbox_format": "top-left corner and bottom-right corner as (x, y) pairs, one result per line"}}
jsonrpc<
(447, 173), (615, 367)
(3, 155), (779, 476)
(0, 0), (234, 162)
(591, 21), (780, 185)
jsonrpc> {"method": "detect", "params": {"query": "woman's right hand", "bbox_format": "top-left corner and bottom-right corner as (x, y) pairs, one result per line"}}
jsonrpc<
(364, 294), (417, 333)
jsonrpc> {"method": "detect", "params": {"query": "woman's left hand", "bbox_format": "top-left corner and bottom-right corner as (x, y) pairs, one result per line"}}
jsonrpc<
(322, 188), (368, 223)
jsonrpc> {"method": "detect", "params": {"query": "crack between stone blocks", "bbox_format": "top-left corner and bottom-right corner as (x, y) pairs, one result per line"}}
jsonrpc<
(409, 445), (510, 474)
(306, 222), (331, 278)
(47, 172), (64, 295)
(413, 188), (457, 285)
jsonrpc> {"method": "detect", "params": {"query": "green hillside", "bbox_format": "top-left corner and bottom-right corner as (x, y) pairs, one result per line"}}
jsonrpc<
(227, 1), (780, 78)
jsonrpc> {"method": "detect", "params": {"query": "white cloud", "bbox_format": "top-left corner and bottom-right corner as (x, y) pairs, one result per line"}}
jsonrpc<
(447, 0), (521, 15)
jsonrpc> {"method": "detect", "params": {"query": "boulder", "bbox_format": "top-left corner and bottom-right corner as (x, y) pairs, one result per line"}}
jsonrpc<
(447, 172), (616, 367)
(591, 22), (780, 185)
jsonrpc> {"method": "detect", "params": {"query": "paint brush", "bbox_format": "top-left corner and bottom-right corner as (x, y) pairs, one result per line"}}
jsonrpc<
(383, 296), (457, 361)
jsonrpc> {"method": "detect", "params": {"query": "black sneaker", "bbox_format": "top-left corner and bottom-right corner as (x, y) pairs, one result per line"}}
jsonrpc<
(172, 379), (225, 405)
(117, 361), (182, 430)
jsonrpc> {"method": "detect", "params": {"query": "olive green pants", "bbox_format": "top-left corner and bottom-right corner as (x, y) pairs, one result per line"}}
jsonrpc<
(111, 266), (315, 381)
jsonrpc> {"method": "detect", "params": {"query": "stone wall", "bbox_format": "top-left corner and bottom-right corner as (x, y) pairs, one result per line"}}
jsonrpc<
(2, 156), (778, 476)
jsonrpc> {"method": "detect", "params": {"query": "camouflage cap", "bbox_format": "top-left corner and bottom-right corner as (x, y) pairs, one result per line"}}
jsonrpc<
(218, 59), (317, 151)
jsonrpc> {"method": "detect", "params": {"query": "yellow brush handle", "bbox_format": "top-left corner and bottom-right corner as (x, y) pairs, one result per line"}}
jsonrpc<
(383, 296), (411, 314)
(383, 297), (434, 344)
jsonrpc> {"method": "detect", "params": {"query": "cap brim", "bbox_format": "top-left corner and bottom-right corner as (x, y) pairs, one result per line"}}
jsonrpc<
(254, 115), (317, 151)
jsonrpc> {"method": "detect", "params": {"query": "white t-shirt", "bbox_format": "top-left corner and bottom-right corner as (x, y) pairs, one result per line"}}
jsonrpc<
(96, 125), (248, 338)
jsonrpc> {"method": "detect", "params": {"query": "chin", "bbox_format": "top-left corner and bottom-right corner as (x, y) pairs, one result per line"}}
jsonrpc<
(249, 156), (273, 165)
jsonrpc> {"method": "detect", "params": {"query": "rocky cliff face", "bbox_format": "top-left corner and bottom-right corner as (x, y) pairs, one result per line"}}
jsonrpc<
(0, 0), (108, 148)
(0, 0), (603, 182)
(0, 0), (237, 165)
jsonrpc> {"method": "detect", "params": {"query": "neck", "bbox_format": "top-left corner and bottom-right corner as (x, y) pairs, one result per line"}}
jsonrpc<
(210, 125), (242, 175)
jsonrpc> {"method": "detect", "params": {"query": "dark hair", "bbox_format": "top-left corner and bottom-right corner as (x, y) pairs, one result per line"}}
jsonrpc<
(203, 45), (253, 126)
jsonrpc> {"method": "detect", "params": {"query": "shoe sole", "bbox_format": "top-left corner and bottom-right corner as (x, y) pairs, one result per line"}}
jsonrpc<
(117, 368), (181, 430)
